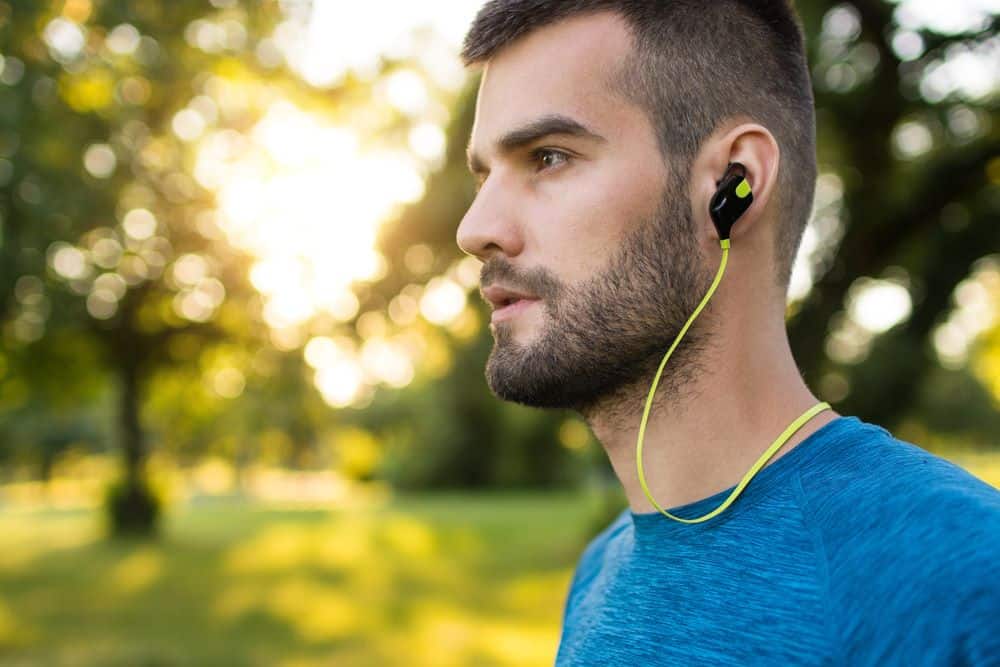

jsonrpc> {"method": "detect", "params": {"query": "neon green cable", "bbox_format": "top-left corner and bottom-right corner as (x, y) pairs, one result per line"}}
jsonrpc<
(635, 237), (830, 523)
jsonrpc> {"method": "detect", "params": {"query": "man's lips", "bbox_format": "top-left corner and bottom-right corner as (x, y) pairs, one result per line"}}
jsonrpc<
(481, 285), (539, 311)
(490, 297), (540, 324)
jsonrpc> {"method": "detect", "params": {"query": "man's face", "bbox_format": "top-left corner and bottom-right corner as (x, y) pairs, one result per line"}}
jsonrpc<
(457, 11), (711, 415)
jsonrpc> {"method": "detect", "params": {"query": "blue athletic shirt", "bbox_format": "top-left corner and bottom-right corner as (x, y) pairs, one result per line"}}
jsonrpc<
(555, 416), (1000, 666)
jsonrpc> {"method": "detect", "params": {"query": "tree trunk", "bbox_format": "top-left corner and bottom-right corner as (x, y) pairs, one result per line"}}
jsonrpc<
(105, 324), (159, 537)
(119, 347), (144, 485)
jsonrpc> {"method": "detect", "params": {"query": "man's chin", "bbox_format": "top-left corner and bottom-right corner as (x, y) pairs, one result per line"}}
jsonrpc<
(485, 377), (569, 409)
(485, 346), (544, 406)
(484, 344), (582, 410)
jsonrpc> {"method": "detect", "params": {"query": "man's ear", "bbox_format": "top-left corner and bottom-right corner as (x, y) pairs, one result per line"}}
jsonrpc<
(691, 122), (780, 244)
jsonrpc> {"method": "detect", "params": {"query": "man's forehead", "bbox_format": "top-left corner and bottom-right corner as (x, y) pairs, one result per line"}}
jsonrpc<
(471, 13), (631, 126)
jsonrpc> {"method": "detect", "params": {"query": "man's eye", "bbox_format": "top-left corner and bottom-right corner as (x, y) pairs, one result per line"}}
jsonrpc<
(531, 148), (570, 171)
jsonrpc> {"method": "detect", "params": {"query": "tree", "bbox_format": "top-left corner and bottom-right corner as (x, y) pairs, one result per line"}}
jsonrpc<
(0, 0), (288, 534)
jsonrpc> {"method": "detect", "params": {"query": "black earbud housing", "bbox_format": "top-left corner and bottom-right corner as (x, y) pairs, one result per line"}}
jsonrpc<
(709, 162), (754, 241)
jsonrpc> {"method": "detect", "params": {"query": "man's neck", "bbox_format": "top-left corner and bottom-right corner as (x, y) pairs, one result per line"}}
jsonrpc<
(582, 320), (839, 515)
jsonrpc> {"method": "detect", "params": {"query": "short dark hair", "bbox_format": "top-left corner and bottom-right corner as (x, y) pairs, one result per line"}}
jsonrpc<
(461, 0), (817, 293)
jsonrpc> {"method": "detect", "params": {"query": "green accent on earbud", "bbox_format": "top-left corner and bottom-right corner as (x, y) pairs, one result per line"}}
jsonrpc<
(735, 178), (751, 198)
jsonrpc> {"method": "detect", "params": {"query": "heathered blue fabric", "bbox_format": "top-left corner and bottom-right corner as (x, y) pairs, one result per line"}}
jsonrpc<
(554, 416), (1000, 666)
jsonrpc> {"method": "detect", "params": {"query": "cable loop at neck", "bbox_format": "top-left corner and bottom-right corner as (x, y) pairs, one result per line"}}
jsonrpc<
(634, 236), (829, 523)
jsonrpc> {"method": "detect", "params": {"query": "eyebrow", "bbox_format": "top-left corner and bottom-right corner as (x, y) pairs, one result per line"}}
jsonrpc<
(466, 113), (607, 176)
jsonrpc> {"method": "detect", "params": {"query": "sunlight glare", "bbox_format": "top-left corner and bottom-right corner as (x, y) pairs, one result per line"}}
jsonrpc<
(420, 277), (467, 326)
(198, 100), (422, 332)
(848, 278), (913, 333)
(315, 358), (365, 407)
(360, 337), (415, 387)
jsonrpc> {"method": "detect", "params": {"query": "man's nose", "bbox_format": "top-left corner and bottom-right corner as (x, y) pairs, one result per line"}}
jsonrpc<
(456, 178), (525, 261)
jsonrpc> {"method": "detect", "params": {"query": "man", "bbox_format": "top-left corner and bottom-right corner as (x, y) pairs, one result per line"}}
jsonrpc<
(455, 1), (1000, 664)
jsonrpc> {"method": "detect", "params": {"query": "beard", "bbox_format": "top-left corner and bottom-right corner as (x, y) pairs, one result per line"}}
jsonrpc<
(480, 172), (715, 421)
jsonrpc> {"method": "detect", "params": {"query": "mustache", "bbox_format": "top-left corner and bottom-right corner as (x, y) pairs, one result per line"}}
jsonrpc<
(479, 257), (559, 301)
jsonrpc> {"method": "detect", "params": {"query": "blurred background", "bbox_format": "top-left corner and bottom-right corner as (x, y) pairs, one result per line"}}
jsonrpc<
(0, 0), (997, 664)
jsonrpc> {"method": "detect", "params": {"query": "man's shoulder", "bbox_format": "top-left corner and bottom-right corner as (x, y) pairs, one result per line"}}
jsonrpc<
(795, 418), (1000, 662)
(559, 506), (631, 623)
(796, 417), (1000, 595)
(574, 507), (631, 577)
(797, 417), (1000, 530)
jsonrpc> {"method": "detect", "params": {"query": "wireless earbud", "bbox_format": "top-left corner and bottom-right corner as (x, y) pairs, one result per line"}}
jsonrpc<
(708, 162), (754, 241)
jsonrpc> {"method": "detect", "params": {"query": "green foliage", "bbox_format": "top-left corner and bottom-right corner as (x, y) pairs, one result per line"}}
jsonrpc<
(785, 1), (1000, 437)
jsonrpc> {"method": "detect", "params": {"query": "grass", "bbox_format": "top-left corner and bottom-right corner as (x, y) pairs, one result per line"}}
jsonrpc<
(0, 447), (994, 667)
(0, 488), (609, 667)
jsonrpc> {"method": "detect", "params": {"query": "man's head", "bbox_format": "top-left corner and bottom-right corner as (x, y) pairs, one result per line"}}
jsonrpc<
(457, 0), (816, 416)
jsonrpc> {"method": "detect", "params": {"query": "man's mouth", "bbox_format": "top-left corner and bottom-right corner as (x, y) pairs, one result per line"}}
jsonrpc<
(491, 297), (540, 324)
